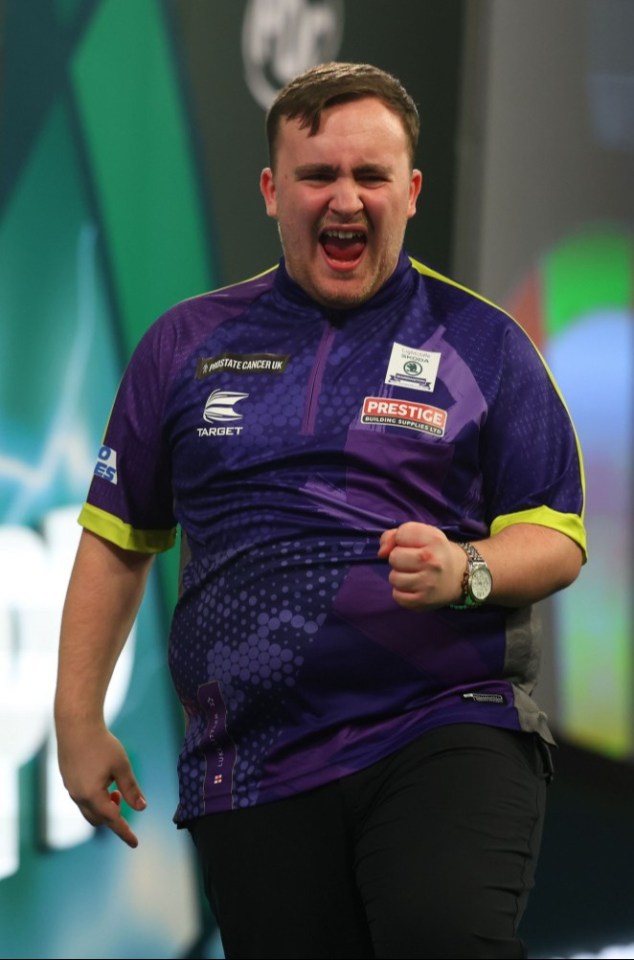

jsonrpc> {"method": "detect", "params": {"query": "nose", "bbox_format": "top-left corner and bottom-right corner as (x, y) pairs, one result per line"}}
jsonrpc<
(328, 177), (364, 218)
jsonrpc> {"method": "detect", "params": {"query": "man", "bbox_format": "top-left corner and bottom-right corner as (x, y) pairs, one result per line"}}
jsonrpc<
(55, 62), (586, 959)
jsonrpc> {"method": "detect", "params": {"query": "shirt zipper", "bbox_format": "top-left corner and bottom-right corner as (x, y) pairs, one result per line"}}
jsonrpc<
(301, 321), (337, 435)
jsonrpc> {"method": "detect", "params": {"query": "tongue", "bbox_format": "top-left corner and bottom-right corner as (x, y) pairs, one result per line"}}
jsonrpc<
(322, 236), (366, 262)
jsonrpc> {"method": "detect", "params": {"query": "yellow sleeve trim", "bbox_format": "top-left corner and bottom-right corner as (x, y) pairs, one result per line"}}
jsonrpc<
(490, 506), (587, 562)
(409, 257), (508, 311)
(178, 264), (278, 302)
(78, 503), (177, 554)
(410, 257), (587, 525)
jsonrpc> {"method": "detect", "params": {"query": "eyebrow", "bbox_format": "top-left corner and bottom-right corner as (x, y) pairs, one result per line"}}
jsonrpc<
(294, 163), (393, 179)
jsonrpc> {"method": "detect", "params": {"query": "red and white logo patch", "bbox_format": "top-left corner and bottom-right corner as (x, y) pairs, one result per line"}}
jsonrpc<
(361, 396), (447, 437)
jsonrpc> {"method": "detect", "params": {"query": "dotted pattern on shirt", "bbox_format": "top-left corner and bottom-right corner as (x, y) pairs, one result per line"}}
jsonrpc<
(169, 538), (368, 814)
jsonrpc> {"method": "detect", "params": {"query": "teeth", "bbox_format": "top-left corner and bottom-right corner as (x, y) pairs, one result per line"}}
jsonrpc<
(322, 229), (365, 240)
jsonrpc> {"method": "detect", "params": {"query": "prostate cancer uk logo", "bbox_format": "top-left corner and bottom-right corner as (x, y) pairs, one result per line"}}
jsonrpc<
(196, 352), (290, 379)
(361, 396), (447, 437)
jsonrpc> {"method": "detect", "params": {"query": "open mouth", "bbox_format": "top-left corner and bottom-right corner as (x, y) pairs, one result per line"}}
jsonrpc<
(319, 228), (367, 265)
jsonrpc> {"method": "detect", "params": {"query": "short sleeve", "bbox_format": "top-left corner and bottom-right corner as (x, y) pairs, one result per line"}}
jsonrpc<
(480, 322), (586, 557)
(80, 318), (177, 553)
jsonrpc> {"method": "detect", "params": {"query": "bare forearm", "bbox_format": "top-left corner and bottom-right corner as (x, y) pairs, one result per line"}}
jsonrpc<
(55, 530), (154, 726)
(54, 530), (153, 847)
(474, 523), (583, 607)
(379, 521), (583, 611)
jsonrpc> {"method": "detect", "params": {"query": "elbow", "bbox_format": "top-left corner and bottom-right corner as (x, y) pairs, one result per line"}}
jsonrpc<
(557, 540), (585, 591)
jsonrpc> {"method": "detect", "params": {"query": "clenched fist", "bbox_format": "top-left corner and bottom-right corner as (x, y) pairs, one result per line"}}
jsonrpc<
(378, 522), (465, 611)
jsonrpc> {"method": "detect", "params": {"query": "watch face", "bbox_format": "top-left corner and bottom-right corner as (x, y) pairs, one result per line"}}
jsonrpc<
(470, 566), (492, 601)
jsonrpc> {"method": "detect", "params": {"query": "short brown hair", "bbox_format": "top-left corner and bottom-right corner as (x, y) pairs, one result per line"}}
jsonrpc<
(266, 61), (420, 168)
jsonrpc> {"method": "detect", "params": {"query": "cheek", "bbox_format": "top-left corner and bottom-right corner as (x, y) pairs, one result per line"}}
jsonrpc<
(277, 210), (301, 241)
(278, 202), (316, 239)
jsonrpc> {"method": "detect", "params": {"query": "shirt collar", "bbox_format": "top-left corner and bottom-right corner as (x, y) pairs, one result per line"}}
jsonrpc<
(272, 250), (417, 319)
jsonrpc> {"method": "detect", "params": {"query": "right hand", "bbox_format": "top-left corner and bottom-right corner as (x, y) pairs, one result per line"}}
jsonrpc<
(57, 722), (147, 848)
(378, 521), (465, 610)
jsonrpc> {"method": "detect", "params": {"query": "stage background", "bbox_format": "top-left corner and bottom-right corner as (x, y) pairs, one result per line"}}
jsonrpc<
(0, 2), (632, 957)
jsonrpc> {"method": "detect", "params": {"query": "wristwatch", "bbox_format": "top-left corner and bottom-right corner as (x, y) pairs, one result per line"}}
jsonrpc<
(453, 542), (493, 608)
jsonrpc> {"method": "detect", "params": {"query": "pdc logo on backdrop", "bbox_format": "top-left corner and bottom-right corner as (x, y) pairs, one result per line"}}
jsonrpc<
(241, 0), (344, 109)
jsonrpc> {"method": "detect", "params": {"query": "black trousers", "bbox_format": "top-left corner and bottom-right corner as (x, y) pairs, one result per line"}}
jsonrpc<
(188, 723), (551, 960)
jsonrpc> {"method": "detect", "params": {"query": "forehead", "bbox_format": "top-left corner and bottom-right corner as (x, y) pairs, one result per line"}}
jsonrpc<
(276, 97), (411, 166)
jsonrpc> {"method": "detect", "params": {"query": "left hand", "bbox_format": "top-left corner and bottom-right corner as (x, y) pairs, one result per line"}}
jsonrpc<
(378, 521), (465, 611)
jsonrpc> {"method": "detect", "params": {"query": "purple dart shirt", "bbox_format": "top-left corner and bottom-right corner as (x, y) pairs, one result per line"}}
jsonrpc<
(79, 252), (586, 820)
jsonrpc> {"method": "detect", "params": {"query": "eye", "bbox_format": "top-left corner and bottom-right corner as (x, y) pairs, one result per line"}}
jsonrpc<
(356, 169), (390, 186)
(296, 168), (335, 183)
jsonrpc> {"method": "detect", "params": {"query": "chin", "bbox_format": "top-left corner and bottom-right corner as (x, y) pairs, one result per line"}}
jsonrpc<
(316, 291), (369, 309)
(313, 278), (376, 309)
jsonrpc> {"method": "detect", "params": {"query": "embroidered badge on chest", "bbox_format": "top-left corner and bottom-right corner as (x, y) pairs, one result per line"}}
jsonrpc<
(385, 342), (441, 393)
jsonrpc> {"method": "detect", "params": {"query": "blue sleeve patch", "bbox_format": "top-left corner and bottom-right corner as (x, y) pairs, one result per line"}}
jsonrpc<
(93, 444), (118, 485)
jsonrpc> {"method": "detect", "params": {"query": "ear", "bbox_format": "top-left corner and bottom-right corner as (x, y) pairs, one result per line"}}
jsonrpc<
(407, 169), (423, 219)
(260, 167), (278, 218)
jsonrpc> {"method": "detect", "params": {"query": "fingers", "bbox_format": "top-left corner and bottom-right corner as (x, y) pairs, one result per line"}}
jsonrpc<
(75, 785), (144, 849)
(388, 546), (432, 574)
(116, 767), (148, 813)
(389, 568), (437, 608)
(389, 521), (440, 547)
(377, 527), (398, 558)
(378, 522), (455, 610)
(103, 795), (141, 849)
(378, 521), (440, 555)
(389, 586), (428, 611)
(379, 522), (444, 570)
(98, 764), (147, 846)
(60, 731), (147, 848)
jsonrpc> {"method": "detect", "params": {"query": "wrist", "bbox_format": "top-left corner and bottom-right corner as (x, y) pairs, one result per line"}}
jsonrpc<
(54, 701), (106, 731)
(450, 541), (493, 609)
